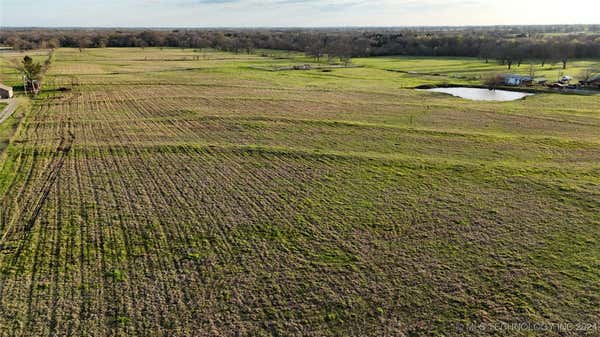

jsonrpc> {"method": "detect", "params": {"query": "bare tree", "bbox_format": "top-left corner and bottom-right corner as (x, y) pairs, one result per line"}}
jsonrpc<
(326, 36), (353, 66)
(78, 37), (92, 52)
(528, 64), (536, 79)
(556, 39), (575, 69)
(305, 35), (327, 62)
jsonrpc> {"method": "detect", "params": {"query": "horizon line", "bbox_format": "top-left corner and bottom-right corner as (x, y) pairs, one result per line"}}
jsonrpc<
(1, 24), (599, 30)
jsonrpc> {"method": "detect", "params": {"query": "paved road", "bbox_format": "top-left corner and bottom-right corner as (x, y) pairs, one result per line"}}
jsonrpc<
(0, 99), (18, 124)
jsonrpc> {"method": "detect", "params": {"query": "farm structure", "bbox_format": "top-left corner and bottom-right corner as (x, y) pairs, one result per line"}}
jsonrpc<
(501, 74), (533, 86)
(0, 83), (13, 98)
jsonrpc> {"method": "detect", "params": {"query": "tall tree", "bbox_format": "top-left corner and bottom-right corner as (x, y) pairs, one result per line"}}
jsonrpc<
(305, 35), (327, 62)
(22, 56), (43, 82)
(556, 39), (575, 69)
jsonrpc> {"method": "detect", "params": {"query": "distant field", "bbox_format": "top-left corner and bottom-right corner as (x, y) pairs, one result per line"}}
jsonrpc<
(355, 56), (600, 84)
(0, 48), (598, 336)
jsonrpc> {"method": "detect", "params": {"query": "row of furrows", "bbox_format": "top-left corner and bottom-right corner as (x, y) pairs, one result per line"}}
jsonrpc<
(3, 92), (253, 335)
(22, 114), (600, 168)
(32, 86), (600, 145)
(81, 111), (339, 335)
(0, 126), (419, 336)
(11, 140), (595, 337)
(0, 102), (74, 336)
(1, 72), (599, 336)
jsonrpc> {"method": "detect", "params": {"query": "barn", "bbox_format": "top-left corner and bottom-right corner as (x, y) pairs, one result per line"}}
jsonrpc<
(502, 74), (533, 86)
(0, 83), (13, 99)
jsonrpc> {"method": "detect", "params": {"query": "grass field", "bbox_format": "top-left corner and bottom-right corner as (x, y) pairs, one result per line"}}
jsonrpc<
(355, 56), (600, 85)
(0, 48), (599, 336)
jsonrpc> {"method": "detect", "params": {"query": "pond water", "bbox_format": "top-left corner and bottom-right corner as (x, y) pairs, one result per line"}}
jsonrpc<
(422, 87), (533, 101)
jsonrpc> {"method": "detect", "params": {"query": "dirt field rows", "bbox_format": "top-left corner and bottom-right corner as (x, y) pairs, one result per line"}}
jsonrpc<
(0, 48), (598, 336)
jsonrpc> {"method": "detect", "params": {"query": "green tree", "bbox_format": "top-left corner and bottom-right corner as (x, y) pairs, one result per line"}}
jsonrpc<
(22, 56), (43, 82)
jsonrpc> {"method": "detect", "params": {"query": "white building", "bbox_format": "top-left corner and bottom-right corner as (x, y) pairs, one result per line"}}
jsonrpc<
(502, 75), (532, 86)
(0, 83), (14, 99)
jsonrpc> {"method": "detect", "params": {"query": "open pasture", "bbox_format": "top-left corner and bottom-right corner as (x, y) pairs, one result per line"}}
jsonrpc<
(0, 48), (599, 336)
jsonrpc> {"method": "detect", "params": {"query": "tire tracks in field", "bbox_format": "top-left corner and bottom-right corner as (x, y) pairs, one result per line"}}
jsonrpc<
(1, 114), (74, 289)
(27, 128), (73, 230)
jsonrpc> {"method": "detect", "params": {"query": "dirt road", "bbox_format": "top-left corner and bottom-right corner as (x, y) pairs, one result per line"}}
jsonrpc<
(0, 99), (18, 124)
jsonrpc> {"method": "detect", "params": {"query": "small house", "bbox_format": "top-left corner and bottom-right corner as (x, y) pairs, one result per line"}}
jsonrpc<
(502, 74), (532, 86)
(0, 83), (13, 99)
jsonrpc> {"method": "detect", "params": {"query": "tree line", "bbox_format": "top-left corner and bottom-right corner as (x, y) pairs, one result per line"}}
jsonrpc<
(1, 27), (599, 69)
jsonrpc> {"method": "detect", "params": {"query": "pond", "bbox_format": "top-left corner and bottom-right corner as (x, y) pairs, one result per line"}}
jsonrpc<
(421, 87), (533, 101)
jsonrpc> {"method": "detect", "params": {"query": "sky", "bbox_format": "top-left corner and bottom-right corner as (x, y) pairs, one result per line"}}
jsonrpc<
(1, 0), (599, 27)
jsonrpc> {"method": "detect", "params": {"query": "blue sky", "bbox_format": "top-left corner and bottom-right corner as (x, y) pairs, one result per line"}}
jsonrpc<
(1, 0), (598, 27)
